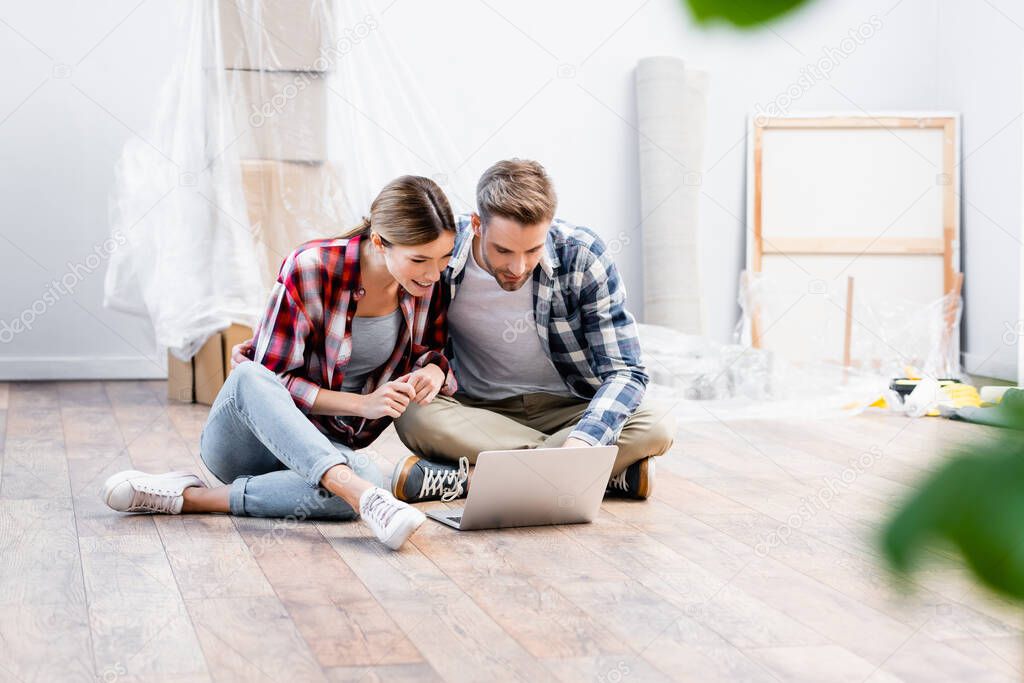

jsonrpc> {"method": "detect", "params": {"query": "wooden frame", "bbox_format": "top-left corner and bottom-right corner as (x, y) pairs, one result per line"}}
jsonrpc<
(745, 113), (962, 361)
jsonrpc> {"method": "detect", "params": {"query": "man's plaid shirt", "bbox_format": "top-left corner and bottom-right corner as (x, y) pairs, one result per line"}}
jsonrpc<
(252, 234), (455, 449)
(446, 214), (648, 446)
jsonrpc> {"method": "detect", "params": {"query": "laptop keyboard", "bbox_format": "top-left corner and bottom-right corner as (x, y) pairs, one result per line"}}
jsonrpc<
(448, 515), (462, 523)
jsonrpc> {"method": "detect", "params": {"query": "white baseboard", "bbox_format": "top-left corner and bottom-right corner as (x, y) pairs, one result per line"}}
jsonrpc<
(0, 355), (167, 381)
(963, 350), (1018, 383)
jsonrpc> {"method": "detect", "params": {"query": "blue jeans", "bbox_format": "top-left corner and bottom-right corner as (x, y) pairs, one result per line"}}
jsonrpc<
(199, 361), (383, 520)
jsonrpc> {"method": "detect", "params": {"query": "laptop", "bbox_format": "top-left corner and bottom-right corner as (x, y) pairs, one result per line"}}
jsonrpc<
(425, 445), (617, 531)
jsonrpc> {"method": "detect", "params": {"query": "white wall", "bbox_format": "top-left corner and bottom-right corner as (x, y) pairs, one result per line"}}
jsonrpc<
(0, 0), (1018, 380)
(935, 0), (1022, 381)
(380, 0), (1014, 379)
(0, 1), (182, 379)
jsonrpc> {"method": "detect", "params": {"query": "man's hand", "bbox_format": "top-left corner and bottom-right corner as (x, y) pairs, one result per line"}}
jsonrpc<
(561, 437), (592, 449)
(357, 380), (417, 419)
(400, 364), (446, 405)
(231, 338), (255, 368)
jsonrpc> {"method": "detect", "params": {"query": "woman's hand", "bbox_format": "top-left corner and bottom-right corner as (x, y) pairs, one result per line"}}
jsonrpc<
(231, 338), (255, 368)
(357, 380), (417, 419)
(402, 364), (446, 405)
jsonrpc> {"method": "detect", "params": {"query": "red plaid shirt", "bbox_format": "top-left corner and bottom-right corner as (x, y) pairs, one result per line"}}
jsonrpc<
(251, 235), (455, 449)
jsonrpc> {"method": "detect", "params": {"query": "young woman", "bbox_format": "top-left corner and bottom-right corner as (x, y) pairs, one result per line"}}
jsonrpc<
(100, 175), (457, 550)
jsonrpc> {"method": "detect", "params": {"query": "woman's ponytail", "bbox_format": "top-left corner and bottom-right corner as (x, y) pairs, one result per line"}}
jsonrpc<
(336, 216), (372, 240)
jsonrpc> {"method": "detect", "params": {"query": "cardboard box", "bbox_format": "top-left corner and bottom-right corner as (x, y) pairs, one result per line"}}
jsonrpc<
(225, 68), (328, 162)
(221, 323), (256, 375)
(167, 352), (195, 403)
(240, 160), (344, 287)
(193, 336), (226, 406)
(168, 324), (255, 405)
(217, 0), (336, 72)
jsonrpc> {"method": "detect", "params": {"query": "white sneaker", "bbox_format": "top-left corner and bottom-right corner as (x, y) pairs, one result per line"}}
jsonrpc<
(101, 470), (206, 514)
(359, 487), (426, 550)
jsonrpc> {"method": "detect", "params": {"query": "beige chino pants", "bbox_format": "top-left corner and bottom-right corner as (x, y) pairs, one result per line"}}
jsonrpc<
(394, 392), (676, 476)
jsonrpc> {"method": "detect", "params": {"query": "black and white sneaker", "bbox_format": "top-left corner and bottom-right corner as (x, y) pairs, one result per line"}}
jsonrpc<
(391, 455), (469, 503)
(606, 456), (656, 500)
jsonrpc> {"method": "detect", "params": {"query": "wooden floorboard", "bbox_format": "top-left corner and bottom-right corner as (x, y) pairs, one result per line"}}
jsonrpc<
(0, 379), (1020, 682)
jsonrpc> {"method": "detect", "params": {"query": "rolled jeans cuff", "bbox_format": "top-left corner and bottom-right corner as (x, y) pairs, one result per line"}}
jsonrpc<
(306, 451), (351, 488)
(229, 476), (250, 516)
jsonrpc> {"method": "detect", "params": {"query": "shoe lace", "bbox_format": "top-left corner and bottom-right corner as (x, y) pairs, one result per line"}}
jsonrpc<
(419, 457), (470, 502)
(607, 468), (629, 492)
(130, 487), (177, 513)
(362, 491), (398, 528)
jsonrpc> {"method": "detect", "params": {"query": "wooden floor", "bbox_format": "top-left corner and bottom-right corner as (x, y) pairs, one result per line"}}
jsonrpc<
(0, 379), (1021, 682)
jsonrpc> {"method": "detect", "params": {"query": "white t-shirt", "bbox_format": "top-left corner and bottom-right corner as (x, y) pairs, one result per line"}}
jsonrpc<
(448, 245), (570, 400)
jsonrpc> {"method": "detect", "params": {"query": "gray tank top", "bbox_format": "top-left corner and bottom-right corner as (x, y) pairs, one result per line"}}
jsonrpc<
(341, 308), (403, 392)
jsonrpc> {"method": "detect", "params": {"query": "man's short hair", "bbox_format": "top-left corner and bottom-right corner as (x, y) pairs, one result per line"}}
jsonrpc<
(476, 159), (557, 226)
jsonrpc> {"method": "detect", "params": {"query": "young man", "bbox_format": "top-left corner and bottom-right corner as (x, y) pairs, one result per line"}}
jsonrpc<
(391, 159), (675, 504)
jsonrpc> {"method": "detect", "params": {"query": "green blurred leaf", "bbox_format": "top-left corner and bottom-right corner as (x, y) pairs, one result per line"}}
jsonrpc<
(882, 417), (1024, 602)
(685, 0), (814, 27)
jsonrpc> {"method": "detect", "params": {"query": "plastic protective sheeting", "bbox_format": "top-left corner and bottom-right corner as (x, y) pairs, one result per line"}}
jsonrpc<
(104, 3), (265, 360)
(635, 57), (709, 335)
(105, 0), (474, 360)
(736, 270), (963, 381)
(639, 323), (888, 423)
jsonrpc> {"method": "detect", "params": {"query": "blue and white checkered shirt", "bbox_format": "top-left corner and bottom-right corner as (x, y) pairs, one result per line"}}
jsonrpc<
(445, 214), (648, 446)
